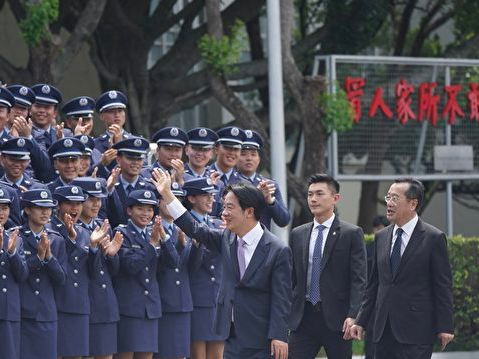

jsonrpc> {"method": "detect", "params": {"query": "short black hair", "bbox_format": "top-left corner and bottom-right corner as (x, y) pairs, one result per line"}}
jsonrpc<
(307, 173), (340, 194)
(224, 182), (266, 221)
(394, 177), (424, 210)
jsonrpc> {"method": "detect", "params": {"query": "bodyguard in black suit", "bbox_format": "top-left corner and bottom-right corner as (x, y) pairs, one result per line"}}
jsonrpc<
(289, 174), (367, 359)
(349, 178), (454, 358)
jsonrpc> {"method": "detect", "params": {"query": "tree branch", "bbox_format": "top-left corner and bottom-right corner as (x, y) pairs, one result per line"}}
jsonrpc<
(394, 0), (418, 55)
(52, 0), (108, 83)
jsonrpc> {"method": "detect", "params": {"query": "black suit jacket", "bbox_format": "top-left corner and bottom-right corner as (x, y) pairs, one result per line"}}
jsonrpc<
(289, 217), (367, 332)
(356, 219), (454, 344)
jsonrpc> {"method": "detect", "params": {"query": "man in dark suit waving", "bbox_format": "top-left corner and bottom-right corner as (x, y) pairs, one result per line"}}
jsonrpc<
(349, 178), (454, 358)
(151, 168), (292, 359)
(289, 174), (367, 359)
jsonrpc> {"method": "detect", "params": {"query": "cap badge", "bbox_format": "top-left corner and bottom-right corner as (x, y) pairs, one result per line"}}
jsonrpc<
(199, 128), (207, 137)
(0, 189), (4, 197)
(19, 87), (28, 96)
(79, 97), (88, 106)
(245, 130), (253, 138)
(134, 138), (142, 147)
(40, 191), (48, 199)
(80, 135), (88, 144)
(172, 182), (179, 189)
(64, 139), (73, 148)
(170, 127), (179, 137)
(17, 138), (26, 147)
(144, 191), (152, 199)
(206, 178), (213, 185)
(95, 182), (101, 190)
(108, 91), (117, 99)
(231, 127), (239, 136)
(71, 187), (79, 194)
(41, 85), (51, 94)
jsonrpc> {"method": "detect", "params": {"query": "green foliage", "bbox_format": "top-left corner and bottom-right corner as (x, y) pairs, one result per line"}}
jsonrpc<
(19, 0), (59, 46)
(362, 234), (479, 351)
(198, 20), (246, 76)
(318, 88), (354, 133)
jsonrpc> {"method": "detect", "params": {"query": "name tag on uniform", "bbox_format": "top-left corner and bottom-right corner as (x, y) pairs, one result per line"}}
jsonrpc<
(24, 251), (31, 255)
(131, 244), (141, 249)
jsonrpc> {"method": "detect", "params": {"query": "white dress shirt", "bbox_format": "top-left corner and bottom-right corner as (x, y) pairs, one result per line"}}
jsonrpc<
(391, 215), (419, 256)
(238, 222), (264, 270)
(306, 213), (335, 299)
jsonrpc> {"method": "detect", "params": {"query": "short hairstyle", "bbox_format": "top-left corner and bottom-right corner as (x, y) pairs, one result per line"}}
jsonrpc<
(394, 177), (425, 210)
(224, 182), (266, 221)
(307, 173), (340, 194)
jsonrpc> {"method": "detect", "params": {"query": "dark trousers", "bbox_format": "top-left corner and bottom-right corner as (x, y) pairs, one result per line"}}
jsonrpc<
(289, 302), (352, 359)
(375, 319), (433, 359)
(224, 323), (270, 359)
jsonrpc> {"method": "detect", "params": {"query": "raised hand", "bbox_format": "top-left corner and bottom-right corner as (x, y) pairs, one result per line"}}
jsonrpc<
(150, 168), (172, 196)
(7, 228), (19, 254)
(150, 215), (165, 246)
(37, 232), (49, 261)
(55, 122), (65, 140)
(91, 167), (98, 178)
(177, 229), (187, 248)
(62, 213), (77, 241)
(102, 231), (123, 257)
(108, 124), (122, 144)
(13, 116), (33, 137)
(0, 224), (4, 250)
(258, 180), (276, 204)
(106, 167), (121, 192)
(101, 148), (118, 167)
(209, 171), (221, 185)
(90, 220), (110, 248)
(170, 159), (185, 185)
(74, 118), (93, 136)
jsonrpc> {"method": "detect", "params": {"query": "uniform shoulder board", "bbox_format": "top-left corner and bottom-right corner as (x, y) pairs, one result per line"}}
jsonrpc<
(102, 134), (108, 139)
(46, 228), (62, 236)
(24, 250), (32, 255)
(25, 180), (31, 185)
(131, 244), (141, 249)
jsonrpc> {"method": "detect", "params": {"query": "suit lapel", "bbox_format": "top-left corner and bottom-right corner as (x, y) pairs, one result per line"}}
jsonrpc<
(392, 219), (425, 279)
(225, 231), (240, 280)
(377, 225), (394, 280)
(301, 223), (314, 278)
(321, 217), (340, 269)
(241, 231), (270, 283)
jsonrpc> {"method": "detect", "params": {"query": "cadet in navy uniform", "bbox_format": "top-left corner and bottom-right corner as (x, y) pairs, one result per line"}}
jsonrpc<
(93, 90), (132, 176)
(236, 130), (290, 230)
(141, 126), (188, 185)
(183, 178), (225, 359)
(156, 183), (194, 359)
(114, 189), (164, 359)
(46, 137), (86, 192)
(6, 85), (35, 131)
(0, 137), (45, 194)
(0, 189), (28, 359)
(184, 127), (218, 179)
(0, 86), (15, 141)
(61, 96), (95, 137)
(19, 189), (67, 359)
(72, 177), (122, 359)
(107, 137), (154, 228)
(50, 185), (101, 359)
(30, 84), (63, 151)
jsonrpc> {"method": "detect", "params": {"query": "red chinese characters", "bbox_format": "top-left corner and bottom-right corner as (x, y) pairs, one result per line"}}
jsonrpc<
(344, 77), (366, 123)
(467, 83), (479, 122)
(442, 85), (464, 124)
(395, 80), (416, 125)
(368, 87), (393, 119)
(417, 82), (440, 126)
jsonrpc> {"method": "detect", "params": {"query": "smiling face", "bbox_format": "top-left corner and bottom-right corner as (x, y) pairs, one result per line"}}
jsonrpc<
(54, 157), (80, 182)
(1, 155), (29, 181)
(156, 145), (183, 169)
(221, 191), (253, 236)
(117, 154), (143, 178)
(385, 182), (418, 227)
(81, 196), (102, 221)
(215, 145), (240, 172)
(307, 182), (339, 223)
(237, 148), (260, 177)
(30, 103), (57, 129)
(187, 193), (214, 215)
(25, 206), (52, 227)
(185, 145), (213, 170)
(58, 201), (83, 223)
(127, 204), (154, 228)
(0, 107), (9, 130)
(0, 204), (10, 226)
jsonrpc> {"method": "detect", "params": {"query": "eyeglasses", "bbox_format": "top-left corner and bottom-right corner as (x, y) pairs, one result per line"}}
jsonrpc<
(384, 195), (400, 204)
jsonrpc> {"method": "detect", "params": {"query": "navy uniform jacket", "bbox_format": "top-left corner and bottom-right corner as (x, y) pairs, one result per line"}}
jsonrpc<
(239, 173), (290, 230)
(32, 126), (57, 152)
(20, 225), (67, 321)
(205, 163), (243, 218)
(106, 176), (155, 228)
(28, 137), (56, 183)
(0, 231), (29, 321)
(188, 215), (223, 308)
(175, 211), (293, 348)
(48, 216), (100, 315)
(93, 131), (132, 174)
(157, 224), (194, 313)
(1, 173), (46, 195)
(79, 219), (120, 324)
(46, 177), (68, 193)
(114, 222), (162, 319)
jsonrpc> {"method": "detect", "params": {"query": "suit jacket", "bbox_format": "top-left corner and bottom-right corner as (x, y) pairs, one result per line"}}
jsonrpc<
(356, 219), (454, 344)
(175, 211), (292, 349)
(289, 217), (367, 332)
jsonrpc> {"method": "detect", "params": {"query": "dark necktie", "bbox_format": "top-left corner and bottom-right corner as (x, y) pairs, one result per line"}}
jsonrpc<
(126, 184), (134, 195)
(220, 174), (228, 186)
(237, 237), (246, 278)
(390, 228), (404, 275)
(309, 224), (326, 305)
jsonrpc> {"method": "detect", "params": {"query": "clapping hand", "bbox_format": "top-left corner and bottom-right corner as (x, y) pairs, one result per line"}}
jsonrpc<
(7, 228), (19, 254)
(90, 220), (110, 248)
(258, 180), (276, 205)
(150, 216), (166, 246)
(55, 122), (65, 140)
(101, 231), (123, 257)
(106, 167), (121, 192)
(74, 118), (93, 136)
(62, 213), (77, 241)
(37, 232), (50, 261)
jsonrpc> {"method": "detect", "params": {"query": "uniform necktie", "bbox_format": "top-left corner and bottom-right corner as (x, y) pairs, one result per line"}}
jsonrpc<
(126, 184), (134, 195)
(237, 237), (247, 279)
(309, 224), (326, 305)
(390, 228), (403, 275)
(220, 174), (228, 186)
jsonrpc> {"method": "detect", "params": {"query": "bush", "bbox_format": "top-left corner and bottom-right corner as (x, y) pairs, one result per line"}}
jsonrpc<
(363, 235), (479, 351)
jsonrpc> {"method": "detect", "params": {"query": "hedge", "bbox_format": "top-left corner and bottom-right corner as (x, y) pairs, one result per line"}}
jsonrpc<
(363, 235), (479, 351)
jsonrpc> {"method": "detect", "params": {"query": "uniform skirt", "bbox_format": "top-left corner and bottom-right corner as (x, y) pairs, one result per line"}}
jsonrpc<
(191, 306), (225, 341)
(21, 319), (57, 359)
(117, 315), (158, 353)
(156, 312), (191, 357)
(57, 312), (89, 356)
(0, 320), (20, 359)
(89, 322), (117, 356)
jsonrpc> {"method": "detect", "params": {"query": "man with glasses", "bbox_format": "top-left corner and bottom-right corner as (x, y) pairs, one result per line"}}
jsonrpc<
(349, 178), (454, 359)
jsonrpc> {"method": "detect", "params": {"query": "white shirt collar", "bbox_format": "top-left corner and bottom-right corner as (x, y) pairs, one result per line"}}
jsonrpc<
(313, 213), (335, 229)
(394, 214), (419, 238)
(240, 221), (263, 246)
